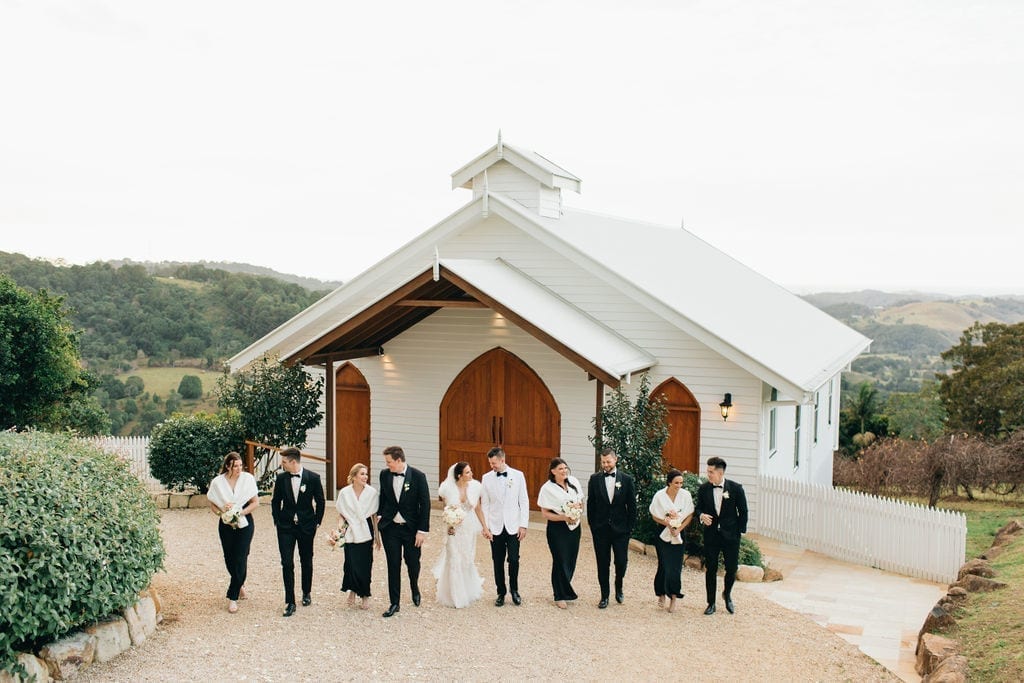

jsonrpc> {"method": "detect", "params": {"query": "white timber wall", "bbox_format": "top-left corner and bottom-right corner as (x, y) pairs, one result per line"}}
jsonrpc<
(441, 216), (765, 524)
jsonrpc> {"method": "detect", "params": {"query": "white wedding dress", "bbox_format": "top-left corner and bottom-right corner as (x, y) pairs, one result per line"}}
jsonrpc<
(432, 475), (484, 608)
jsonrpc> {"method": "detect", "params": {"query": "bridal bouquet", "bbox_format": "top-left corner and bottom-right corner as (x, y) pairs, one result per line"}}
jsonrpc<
(220, 507), (242, 528)
(560, 500), (583, 524)
(442, 504), (466, 535)
(327, 521), (349, 551)
(666, 510), (684, 530)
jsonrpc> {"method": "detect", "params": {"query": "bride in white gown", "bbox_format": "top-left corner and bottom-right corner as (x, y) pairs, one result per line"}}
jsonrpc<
(433, 461), (487, 608)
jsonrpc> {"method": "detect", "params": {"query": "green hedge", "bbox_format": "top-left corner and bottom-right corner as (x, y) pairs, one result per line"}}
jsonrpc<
(148, 411), (245, 493)
(0, 431), (165, 674)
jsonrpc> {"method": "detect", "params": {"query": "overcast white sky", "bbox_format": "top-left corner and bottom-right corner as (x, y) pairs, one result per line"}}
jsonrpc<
(1, 0), (1021, 295)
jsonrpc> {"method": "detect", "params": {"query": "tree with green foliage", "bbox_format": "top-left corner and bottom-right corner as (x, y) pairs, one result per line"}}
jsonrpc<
(148, 411), (246, 492)
(590, 373), (669, 544)
(884, 382), (946, 441)
(939, 321), (1024, 436)
(177, 374), (203, 399)
(839, 381), (888, 455)
(0, 274), (93, 431)
(217, 356), (324, 483)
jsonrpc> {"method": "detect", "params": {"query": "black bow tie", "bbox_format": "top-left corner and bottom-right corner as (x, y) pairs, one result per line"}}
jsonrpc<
(713, 484), (723, 489)
(496, 472), (507, 477)
(604, 472), (616, 477)
(394, 472), (405, 478)
(290, 474), (301, 479)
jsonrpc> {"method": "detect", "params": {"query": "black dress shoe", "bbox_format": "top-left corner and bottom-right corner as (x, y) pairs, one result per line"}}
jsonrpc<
(615, 591), (624, 604)
(598, 598), (609, 609)
(382, 604), (400, 618)
(703, 604), (716, 615)
(494, 595), (505, 607)
(283, 603), (296, 617)
(302, 594), (311, 607)
(725, 597), (735, 614)
(510, 591), (522, 606)
(412, 592), (421, 607)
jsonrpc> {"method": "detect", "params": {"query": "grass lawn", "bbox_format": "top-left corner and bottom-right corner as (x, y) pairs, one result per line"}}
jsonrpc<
(933, 494), (1024, 681)
(125, 366), (224, 400)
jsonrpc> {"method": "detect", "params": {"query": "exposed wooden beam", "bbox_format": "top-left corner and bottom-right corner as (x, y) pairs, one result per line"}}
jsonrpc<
(396, 299), (486, 308)
(301, 347), (383, 366)
(440, 268), (621, 387)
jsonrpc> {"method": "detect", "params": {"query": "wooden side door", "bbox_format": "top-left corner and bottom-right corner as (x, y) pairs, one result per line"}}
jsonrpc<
(440, 348), (560, 509)
(335, 363), (371, 490)
(652, 378), (701, 475)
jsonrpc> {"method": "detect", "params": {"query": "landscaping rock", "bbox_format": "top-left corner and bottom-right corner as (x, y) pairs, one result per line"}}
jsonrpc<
(684, 555), (703, 571)
(151, 493), (169, 509)
(123, 604), (146, 646)
(956, 558), (995, 581)
(735, 564), (764, 582)
(763, 567), (784, 582)
(954, 574), (1007, 593)
(919, 604), (957, 636)
(946, 586), (968, 600)
(38, 631), (96, 680)
(0, 653), (50, 682)
(168, 493), (191, 509)
(923, 654), (968, 683)
(187, 493), (209, 509)
(143, 586), (164, 622)
(84, 617), (131, 663)
(135, 596), (158, 637)
(980, 545), (1005, 560)
(628, 538), (646, 554)
(916, 633), (959, 677)
(992, 519), (1022, 547)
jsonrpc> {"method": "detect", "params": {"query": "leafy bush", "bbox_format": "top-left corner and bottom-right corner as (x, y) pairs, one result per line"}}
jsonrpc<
(148, 411), (245, 493)
(177, 375), (202, 400)
(0, 431), (165, 675)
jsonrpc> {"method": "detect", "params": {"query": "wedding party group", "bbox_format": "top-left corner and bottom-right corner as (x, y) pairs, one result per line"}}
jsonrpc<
(206, 446), (748, 619)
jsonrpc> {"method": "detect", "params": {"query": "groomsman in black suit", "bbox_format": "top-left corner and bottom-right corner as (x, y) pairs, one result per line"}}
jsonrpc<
(271, 447), (326, 617)
(695, 456), (748, 615)
(586, 447), (637, 609)
(377, 445), (431, 618)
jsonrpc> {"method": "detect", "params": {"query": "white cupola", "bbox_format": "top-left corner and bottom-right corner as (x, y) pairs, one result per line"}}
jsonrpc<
(450, 133), (581, 219)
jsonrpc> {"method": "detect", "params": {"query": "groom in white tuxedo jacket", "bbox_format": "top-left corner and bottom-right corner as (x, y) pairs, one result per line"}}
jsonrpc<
(480, 447), (529, 606)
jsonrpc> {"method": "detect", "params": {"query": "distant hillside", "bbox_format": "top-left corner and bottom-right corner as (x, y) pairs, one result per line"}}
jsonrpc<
(106, 258), (343, 291)
(802, 290), (1024, 396)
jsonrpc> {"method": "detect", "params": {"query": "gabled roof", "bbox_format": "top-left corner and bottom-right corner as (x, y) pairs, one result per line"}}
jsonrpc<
(483, 193), (871, 400)
(451, 138), (581, 193)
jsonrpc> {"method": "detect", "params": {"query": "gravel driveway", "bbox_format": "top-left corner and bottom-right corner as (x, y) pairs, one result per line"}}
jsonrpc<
(79, 505), (895, 682)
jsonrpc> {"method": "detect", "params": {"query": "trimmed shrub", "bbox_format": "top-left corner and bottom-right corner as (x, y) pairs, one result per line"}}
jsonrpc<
(0, 431), (165, 675)
(177, 375), (202, 400)
(148, 411), (245, 493)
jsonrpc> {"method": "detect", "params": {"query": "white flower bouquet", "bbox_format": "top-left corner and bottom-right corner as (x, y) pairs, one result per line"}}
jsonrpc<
(442, 504), (466, 535)
(220, 507), (242, 528)
(327, 520), (349, 551)
(666, 510), (684, 530)
(560, 500), (583, 524)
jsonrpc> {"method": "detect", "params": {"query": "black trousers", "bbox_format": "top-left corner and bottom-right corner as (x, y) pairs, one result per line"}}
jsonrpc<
(703, 531), (740, 604)
(592, 528), (630, 599)
(276, 523), (315, 604)
(546, 521), (580, 601)
(490, 529), (521, 596)
(218, 516), (254, 601)
(653, 538), (685, 598)
(381, 523), (421, 606)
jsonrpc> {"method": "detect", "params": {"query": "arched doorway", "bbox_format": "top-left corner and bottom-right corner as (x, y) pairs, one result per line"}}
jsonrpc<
(335, 363), (371, 489)
(651, 378), (701, 475)
(440, 348), (560, 510)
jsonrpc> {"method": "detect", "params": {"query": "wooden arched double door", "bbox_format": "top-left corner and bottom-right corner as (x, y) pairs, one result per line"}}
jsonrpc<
(335, 363), (371, 488)
(440, 348), (560, 510)
(652, 378), (701, 475)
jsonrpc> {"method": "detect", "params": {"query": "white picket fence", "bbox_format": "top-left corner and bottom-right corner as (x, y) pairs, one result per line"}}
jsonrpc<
(89, 435), (163, 492)
(757, 474), (966, 583)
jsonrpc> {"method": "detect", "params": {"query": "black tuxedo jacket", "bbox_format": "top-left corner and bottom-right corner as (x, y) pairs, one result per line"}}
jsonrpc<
(378, 466), (431, 533)
(695, 478), (748, 543)
(271, 468), (326, 535)
(586, 470), (637, 537)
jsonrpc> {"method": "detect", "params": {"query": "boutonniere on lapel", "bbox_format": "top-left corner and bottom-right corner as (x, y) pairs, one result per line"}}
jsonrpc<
(722, 491), (730, 500)
(614, 482), (622, 489)
(403, 483), (410, 492)
(300, 483), (307, 493)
